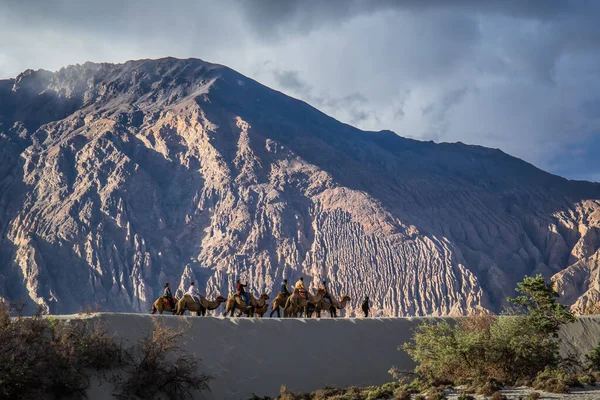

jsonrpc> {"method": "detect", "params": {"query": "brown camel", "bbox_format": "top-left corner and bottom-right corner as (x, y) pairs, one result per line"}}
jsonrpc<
(237, 301), (269, 317)
(176, 294), (227, 316)
(315, 294), (352, 318)
(269, 292), (290, 318)
(151, 296), (179, 315)
(224, 293), (270, 317)
(283, 288), (326, 318)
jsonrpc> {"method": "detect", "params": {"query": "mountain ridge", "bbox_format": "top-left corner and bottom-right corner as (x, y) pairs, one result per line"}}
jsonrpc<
(0, 57), (599, 316)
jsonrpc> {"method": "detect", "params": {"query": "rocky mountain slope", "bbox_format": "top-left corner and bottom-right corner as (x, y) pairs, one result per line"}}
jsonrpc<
(0, 57), (599, 316)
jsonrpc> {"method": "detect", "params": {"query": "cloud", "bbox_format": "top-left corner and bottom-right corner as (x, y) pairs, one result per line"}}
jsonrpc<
(0, 0), (599, 180)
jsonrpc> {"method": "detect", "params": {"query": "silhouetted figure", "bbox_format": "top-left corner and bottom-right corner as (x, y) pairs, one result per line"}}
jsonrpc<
(320, 280), (332, 304)
(281, 279), (290, 296)
(163, 282), (175, 309)
(361, 296), (370, 317)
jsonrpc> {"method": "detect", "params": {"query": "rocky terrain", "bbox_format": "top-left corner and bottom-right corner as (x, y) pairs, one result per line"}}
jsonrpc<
(0, 57), (599, 316)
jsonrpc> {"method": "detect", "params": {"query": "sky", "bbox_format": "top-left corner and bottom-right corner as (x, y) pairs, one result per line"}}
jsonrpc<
(1, 0), (599, 182)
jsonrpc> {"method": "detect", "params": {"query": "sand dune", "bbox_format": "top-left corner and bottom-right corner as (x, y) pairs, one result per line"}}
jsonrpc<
(59, 314), (600, 399)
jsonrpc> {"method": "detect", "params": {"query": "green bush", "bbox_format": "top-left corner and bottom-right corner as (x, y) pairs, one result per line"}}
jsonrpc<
(365, 386), (393, 400)
(393, 389), (411, 400)
(586, 342), (600, 372)
(402, 275), (576, 390)
(578, 373), (597, 386)
(527, 392), (541, 400)
(532, 368), (578, 393)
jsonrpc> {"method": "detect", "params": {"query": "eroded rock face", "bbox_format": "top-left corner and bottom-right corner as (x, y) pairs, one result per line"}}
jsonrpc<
(0, 57), (599, 315)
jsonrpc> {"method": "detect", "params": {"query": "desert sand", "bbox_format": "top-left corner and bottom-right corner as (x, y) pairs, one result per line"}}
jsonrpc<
(58, 314), (600, 399)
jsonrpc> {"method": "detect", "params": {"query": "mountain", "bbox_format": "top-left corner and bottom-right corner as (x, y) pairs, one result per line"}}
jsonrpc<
(0, 57), (599, 316)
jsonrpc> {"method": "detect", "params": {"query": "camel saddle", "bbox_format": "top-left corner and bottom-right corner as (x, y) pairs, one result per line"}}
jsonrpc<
(161, 296), (178, 306)
(299, 290), (308, 300)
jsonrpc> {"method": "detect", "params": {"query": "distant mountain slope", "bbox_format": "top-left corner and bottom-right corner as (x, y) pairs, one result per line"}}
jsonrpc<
(0, 57), (598, 315)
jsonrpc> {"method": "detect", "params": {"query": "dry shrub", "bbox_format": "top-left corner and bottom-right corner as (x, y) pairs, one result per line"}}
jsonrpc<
(532, 368), (578, 394)
(78, 302), (102, 315)
(527, 392), (541, 400)
(114, 318), (212, 400)
(394, 389), (411, 400)
(0, 304), (212, 400)
(0, 303), (119, 399)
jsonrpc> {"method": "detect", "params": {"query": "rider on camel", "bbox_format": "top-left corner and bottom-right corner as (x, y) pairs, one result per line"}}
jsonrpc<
(236, 279), (251, 307)
(186, 282), (201, 303)
(281, 279), (291, 296)
(320, 280), (333, 305)
(294, 277), (307, 300)
(163, 282), (175, 309)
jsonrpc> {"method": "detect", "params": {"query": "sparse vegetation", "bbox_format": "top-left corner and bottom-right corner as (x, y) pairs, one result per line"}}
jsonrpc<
(0, 303), (211, 400)
(0, 303), (120, 399)
(401, 275), (578, 394)
(527, 391), (541, 400)
(532, 368), (577, 393)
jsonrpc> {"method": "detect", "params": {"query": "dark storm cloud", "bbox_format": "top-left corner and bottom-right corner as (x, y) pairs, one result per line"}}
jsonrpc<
(236, 0), (575, 37)
(1, 0), (599, 181)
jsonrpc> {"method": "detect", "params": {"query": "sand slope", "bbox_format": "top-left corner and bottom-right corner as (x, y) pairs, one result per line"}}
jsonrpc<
(65, 314), (600, 400)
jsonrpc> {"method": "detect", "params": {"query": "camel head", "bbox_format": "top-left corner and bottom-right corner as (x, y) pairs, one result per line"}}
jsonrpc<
(216, 295), (227, 303)
(260, 293), (270, 300)
(341, 295), (352, 301)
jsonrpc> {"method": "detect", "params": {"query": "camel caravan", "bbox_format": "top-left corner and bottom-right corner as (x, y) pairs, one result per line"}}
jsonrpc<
(151, 278), (352, 318)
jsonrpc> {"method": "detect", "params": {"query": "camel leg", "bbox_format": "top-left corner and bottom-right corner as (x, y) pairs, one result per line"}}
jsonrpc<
(236, 309), (243, 317)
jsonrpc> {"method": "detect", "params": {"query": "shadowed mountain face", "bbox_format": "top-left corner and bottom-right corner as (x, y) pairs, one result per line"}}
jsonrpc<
(0, 57), (599, 316)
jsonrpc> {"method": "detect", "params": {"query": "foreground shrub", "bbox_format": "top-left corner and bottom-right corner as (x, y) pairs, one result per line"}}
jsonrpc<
(0, 304), (120, 399)
(587, 342), (600, 372)
(114, 319), (212, 400)
(0, 304), (211, 400)
(532, 368), (578, 393)
(402, 275), (576, 390)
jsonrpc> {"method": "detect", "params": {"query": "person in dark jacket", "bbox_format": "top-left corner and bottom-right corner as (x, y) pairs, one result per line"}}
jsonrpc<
(320, 280), (333, 304)
(281, 279), (290, 296)
(361, 296), (370, 317)
(163, 283), (175, 309)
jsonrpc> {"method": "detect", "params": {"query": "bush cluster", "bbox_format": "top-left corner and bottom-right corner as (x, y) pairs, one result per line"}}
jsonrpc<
(396, 274), (600, 396)
(0, 305), (120, 399)
(0, 304), (211, 400)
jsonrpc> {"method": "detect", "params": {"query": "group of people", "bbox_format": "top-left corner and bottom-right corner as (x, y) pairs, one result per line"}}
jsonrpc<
(160, 277), (372, 317)
(278, 277), (370, 317)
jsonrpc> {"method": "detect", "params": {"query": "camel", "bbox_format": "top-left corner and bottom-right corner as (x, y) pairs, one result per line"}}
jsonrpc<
(224, 293), (270, 317)
(151, 296), (179, 315)
(269, 292), (291, 318)
(237, 301), (269, 317)
(314, 294), (352, 318)
(283, 288), (326, 318)
(176, 294), (227, 316)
